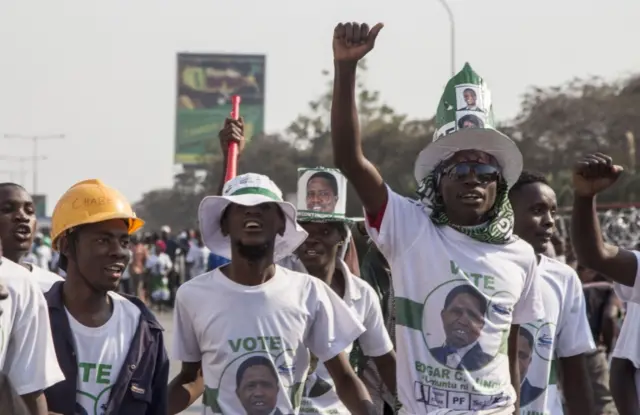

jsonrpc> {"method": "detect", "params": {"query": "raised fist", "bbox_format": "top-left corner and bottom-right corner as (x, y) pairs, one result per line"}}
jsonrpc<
(333, 22), (384, 62)
(218, 117), (246, 160)
(573, 153), (623, 197)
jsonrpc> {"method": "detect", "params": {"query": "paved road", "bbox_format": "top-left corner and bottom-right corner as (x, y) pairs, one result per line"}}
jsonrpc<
(158, 311), (203, 414)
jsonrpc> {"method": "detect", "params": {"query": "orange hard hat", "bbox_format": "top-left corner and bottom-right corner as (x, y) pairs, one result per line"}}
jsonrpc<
(51, 179), (145, 250)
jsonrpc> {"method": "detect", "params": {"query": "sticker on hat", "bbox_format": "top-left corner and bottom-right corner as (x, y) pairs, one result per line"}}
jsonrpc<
(296, 167), (348, 221)
(414, 62), (523, 188)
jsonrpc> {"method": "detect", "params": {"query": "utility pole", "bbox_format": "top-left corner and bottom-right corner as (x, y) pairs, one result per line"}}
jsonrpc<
(3, 133), (64, 194)
(0, 155), (46, 187)
(436, 0), (456, 76)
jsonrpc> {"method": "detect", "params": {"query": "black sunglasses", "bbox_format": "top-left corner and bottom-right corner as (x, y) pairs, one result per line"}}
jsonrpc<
(443, 162), (501, 183)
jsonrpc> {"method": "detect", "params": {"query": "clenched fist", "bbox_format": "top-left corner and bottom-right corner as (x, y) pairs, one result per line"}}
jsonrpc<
(333, 22), (384, 62)
(573, 153), (623, 197)
(218, 117), (245, 161)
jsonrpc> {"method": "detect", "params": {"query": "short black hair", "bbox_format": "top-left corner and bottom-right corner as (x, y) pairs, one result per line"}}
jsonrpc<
(443, 284), (487, 316)
(307, 172), (338, 196)
(0, 183), (27, 193)
(236, 355), (278, 389)
(518, 327), (534, 350)
(509, 171), (549, 198)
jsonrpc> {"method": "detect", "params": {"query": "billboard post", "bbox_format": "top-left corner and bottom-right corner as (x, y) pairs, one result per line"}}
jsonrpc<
(174, 53), (266, 168)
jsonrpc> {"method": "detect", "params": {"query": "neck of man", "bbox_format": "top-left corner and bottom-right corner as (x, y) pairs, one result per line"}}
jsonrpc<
(62, 266), (113, 326)
(446, 211), (489, 227)
(306, 259), (337, 287)
(4, 248), (28, 265)
(227, 257), (276, 286)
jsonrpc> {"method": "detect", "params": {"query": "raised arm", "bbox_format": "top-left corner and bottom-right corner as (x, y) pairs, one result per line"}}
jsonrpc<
(571, 153), (637, 286)
(331, 22), (388, 217)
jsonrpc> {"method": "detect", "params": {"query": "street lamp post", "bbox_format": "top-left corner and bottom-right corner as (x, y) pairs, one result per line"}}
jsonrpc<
(3, 134), (64, 194)
(0, 155), (47, 187)
(436, 0), (456, 76)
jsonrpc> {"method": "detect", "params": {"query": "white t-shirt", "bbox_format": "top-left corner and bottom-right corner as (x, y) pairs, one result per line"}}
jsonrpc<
(27, 264), (64, 292)
(186, 244), (211, 278)
(0, 257), (65, 394)
(34, 245), (52, 270)
(518, 255), (595, 415)
(146, 253), (172, 275)
(611, 250), (640, 407)
(172, 265), (366, 415)
(365, 188), (544, 415)
(65, 291), (141, 414)
(295, 260), (393, 415)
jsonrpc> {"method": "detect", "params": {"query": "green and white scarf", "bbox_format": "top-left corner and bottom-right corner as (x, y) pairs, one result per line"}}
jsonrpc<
(416, 170), (515, 244)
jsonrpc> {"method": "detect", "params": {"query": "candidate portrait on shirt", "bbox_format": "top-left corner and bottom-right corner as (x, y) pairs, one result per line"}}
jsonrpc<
(517, 328), (546, 406)
(429, 284), (493, 371)
(235, 355), (293, 415)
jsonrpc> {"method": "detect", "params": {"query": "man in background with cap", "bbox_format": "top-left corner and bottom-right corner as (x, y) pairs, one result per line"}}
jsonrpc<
(43, 179), (169, 415)
(330, 22), (543, 414)
(168, 167), (376, 415)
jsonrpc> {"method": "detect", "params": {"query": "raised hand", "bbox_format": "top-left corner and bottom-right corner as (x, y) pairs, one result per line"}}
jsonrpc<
(218, 117), (246, 160)
(573, 153), (623, 197)
(333, 22), (384, 62)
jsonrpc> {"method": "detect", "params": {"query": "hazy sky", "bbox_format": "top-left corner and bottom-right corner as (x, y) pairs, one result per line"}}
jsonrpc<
(1, 0), (639, 215)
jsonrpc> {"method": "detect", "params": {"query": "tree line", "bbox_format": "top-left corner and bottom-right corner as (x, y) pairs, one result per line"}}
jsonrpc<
(135, 62), (640, 231)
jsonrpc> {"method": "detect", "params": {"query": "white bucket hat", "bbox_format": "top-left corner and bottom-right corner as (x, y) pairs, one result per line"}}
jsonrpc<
(198, 173), (308, 262)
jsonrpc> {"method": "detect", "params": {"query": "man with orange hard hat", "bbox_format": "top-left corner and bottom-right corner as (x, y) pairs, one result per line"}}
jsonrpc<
(43, 179), (169, 415)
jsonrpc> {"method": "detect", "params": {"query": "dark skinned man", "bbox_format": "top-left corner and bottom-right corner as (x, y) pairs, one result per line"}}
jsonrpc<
(330, 22), (543, 414)
(168, 172), (376, 415)
(570, 152), (640, 415)
(0, 183), (63, 291)
(43, 179), (169, 415)
(509, 171), (596, 414)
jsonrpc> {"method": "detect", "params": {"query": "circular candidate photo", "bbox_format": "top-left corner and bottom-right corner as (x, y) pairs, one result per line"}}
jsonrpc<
(423, 281), (495, 371)
(221, 352), (295, 415)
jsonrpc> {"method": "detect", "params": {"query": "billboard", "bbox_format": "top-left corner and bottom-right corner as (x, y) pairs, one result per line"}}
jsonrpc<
(175, 53), (266, 167)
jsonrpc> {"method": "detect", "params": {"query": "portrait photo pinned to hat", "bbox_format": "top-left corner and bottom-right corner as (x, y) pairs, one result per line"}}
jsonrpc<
(414, 62), (523, 189)
(296, 167), (348, 221)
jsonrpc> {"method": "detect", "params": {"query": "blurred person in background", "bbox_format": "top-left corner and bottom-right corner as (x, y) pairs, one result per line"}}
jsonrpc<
(0, 183), (63, 291)
(44, 179), (169, 414)
(31, 232), (52, 271)
(186, 229), (209, 279)
(129, 234), (149, 302)
(146, 240), (173, 312)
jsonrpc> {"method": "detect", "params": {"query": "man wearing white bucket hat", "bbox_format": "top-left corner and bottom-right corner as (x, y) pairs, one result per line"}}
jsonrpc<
(330, 22), (543, 414)
(168, 167), (377, 413)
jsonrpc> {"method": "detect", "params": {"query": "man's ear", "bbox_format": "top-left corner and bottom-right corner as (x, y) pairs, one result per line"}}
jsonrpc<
(59, 236), (70, 257)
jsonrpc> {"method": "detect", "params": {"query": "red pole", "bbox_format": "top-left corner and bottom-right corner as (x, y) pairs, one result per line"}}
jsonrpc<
(225, 95), (242, 182)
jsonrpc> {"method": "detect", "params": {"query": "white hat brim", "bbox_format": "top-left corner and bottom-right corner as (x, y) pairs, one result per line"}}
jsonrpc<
(414, 128), (523, 188)
(198, 194), (308, 262)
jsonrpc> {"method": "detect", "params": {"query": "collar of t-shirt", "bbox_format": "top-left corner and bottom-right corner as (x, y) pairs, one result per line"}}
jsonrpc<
(335, 259), (363, 306)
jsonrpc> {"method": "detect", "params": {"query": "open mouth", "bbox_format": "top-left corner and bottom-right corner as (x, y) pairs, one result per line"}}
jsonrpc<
(251, 400), (266, 408)
(104, 264), (125, 278)
(243, 220), (263, 230)
(13, 224), (32, 241)
(459, 191), (483, 201)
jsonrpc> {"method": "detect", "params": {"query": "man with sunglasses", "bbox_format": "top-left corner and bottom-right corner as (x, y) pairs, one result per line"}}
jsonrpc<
(330, 22), (543, 414)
